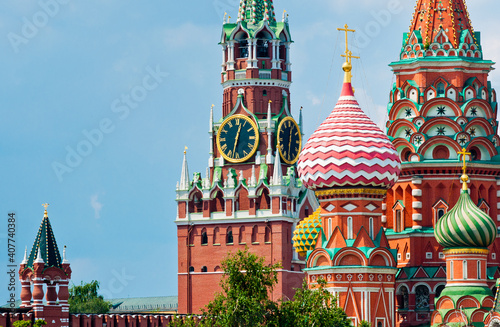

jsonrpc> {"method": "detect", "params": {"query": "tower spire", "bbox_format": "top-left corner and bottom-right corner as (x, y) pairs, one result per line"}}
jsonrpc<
(272, 149), (283, 185)
(408, 0), (476, 48)
(179, 147), (190, 191)
(239, 0), (276, 24)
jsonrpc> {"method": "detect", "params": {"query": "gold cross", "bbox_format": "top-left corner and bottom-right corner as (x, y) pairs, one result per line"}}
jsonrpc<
(184, 146), (188, 155)
(337, 24), (360, 64)
(458, 148), (471, 175)
(42, 203), (49, 210)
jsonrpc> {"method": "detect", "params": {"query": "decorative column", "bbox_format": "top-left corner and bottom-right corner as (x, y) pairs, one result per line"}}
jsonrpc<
(221, 44), (227, 74)
(46, 281), (58, 305)
(271, 40), (280, 70)
(411, 176), (423, 229)
(20, 280), (32, 307)
(266, 101), (273, 164)
(284, 42), (292, 71)
(32, 249), (45, 314)
(227, 41), (235, 71)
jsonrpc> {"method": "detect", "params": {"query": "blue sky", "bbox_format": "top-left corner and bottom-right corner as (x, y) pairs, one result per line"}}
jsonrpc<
(1, 0), (498, 302)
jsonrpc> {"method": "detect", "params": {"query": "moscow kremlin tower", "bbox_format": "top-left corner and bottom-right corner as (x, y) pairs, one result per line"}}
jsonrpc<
(175, 0), (316, 314)
(382, 0), (500, 326)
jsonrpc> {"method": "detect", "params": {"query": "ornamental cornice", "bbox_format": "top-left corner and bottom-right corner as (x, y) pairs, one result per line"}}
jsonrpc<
(315, 188), (387, 197)
(222, 78), (291, 90)
(443, 248), (489, 255)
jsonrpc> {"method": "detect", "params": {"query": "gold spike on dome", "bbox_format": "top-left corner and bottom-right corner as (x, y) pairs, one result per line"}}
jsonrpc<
(458, 148), (471, 191)
(292, 207), (322, 257)
(337, 24), (359, 84)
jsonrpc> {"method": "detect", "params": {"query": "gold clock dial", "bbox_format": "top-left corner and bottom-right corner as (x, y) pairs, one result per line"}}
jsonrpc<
(277, 117), (302, 165)
(217, 114), (260, 163)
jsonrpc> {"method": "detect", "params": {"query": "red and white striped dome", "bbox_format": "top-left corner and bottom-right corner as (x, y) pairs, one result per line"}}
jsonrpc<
(297, 82), (401, 190)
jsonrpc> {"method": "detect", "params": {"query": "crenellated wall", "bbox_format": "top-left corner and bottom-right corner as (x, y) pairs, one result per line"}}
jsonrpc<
(0, 312), (180, 327)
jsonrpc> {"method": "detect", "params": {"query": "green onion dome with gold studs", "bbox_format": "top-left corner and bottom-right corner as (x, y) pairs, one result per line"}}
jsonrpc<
(292, 207), (322, 257)
(435, 175), (497, 249)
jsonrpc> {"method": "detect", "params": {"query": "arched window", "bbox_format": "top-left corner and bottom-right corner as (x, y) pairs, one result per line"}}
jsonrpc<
(256, 189), (270, 210)
(395, 210), (403, 233)
(470, 147), (481, 161)
(201, 266), (207, 273)
(435, 285), (445, 298)
(201, 229), (208, 245)
(477, 260), (481, 279)
(347, 217), (353, 239)
(189, 191), (203, 213)
(189, 266), (195, 273)
(265, 226), (271, 243)
(304, 205), (310, 218)
(226, 227), (233, 244)
(213, 227), (220, 245)
(213, 191), (225, 212)
(252, 225), (258, 243)
(450, 260), (454, 280)
(463, 260), (468, 280)
(263, 90), (267, 97)
(397, 286), (409, 310)
(415, 285), (430, 310)
(236, 188), (249, 211)
(239, 226), (246, 244)
(437, 82), (445, 96)
(437, 209), (445, 219)
(369, 217), (374, 239)
(256, 31), (271, 58)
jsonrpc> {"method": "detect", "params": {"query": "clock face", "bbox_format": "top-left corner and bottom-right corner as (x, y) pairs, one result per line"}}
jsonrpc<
(217, 114), (259, 163)
(277, 117), (302, 165)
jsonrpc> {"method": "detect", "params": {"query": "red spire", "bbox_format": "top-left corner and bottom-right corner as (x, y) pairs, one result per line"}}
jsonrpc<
(408, 0), (476, 48)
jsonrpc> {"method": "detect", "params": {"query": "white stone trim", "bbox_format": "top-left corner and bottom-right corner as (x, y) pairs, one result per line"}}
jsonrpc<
(412, 189), (422, 197)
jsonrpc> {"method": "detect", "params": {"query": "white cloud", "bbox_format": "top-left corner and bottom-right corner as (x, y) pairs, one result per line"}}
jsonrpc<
(90, 194), (103, 219)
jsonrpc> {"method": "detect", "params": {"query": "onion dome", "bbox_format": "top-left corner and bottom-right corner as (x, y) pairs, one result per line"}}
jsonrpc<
(435, 175), (497, 249)
(297, 62), (401, 191)
(293, 207), (322, 256)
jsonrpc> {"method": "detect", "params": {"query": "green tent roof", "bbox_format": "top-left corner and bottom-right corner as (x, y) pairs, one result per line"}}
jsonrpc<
(27, 212), (62, 269)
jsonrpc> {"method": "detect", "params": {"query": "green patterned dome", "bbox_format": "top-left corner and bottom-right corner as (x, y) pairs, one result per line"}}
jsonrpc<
(435, 186), (497, 249)
(293, 207), (322, 256)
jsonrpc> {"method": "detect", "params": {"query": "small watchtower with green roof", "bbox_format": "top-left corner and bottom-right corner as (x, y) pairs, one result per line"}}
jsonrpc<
(19, 204), (72, 327)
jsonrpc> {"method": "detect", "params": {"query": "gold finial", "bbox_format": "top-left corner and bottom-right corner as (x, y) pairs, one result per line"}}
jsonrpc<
(42, 203), (49, 217)
(184, 146), (188, 155)
(211, 104), (215, 109)
(337, 24), (360, 83)
(458, 148), (471, 190)
(269, 100), (272, 104)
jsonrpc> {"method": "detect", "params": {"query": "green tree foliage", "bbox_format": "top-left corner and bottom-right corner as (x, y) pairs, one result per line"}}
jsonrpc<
(359, 321), (371, 327)
(68, 280), (112, 314)
(170, 248), (351, 327)
(12, 319), (46, 327)
(277, 278), (351, 327)
(203, 249), (280, 326)
(13, 321), (31, 327)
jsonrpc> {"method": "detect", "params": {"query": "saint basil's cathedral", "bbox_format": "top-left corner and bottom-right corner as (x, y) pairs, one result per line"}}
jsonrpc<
(175, 0), (500, 325)
(7, 1), (500, 327)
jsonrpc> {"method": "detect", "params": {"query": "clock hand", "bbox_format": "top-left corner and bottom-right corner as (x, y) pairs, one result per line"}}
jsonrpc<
(288, 131), (292, 157)
(233, 124), (243, 156)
